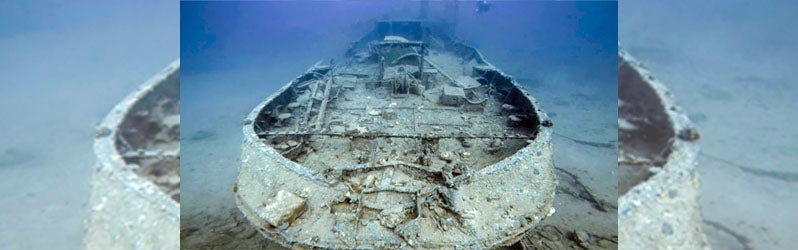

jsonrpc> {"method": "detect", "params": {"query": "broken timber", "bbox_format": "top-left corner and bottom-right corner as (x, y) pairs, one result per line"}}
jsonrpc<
(314, 67), (334, 130)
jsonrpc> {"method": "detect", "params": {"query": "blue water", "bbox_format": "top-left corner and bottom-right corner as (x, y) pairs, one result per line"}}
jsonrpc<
(0, 1), (178, 249)
(180, 0), (618, 246)
(621, 1), (798, 249)
(1, 1), (795, 249)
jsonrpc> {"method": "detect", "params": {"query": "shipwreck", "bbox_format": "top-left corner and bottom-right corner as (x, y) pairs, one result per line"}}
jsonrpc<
(235, 21), (557, 249)
(86, 61), (180, 249)
(618, 48), (708, 249)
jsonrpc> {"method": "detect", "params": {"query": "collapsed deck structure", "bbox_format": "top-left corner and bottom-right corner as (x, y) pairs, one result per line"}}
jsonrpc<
(236, 21), (557, 249)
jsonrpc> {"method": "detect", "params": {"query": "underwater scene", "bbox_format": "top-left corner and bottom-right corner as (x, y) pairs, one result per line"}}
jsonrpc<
(3, 1), (798, 249)
(0, 1), (178, 249)
(180, 1), (617, 249)
(621, 1), (798, 249)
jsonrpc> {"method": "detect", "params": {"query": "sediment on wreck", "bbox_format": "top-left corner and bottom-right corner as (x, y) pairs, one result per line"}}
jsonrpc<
(85, 61), (180, 250)
(618, 49), (708, 249)
(236, 21), (558, 249)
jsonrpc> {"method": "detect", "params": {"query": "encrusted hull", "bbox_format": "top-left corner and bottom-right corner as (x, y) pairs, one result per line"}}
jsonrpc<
(618, 49), (708, 249)
(236, 21), (557, 249)
(85, 61), (180, 250)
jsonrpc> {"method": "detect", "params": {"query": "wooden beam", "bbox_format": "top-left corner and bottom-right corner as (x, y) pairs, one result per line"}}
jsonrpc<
(314, 73), (334, 130)
(302, 80), (319, 127)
